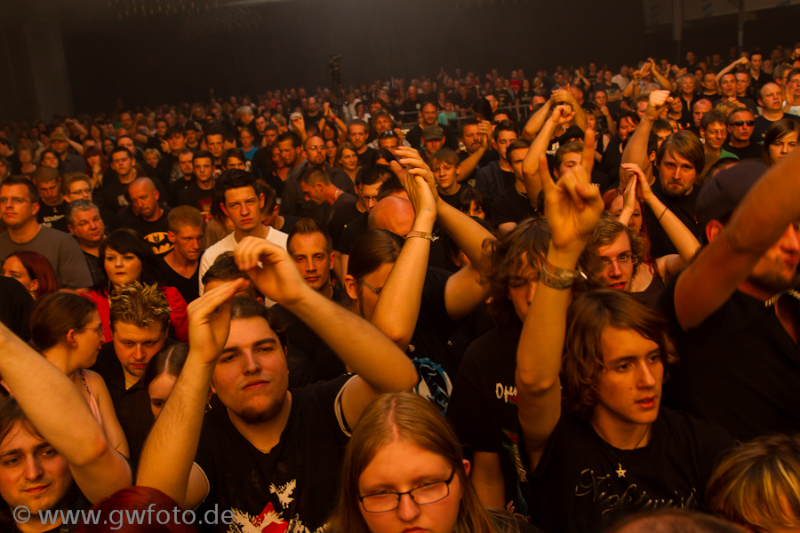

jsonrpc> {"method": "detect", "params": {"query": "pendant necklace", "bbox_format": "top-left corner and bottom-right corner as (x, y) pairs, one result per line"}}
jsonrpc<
(601, 426), (650, 478)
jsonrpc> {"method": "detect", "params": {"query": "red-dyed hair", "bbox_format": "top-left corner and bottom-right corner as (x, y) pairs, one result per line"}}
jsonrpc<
(75, 486), (197, 533)
(6, 250), (58, 298)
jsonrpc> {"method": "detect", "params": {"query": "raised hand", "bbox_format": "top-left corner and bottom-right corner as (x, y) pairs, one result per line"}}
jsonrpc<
(538, 150), (603, 255)
(550, 104), (575, 126)
(392, 147), (439, 213)
(646, 90), (672, 120)
(622, 163), (654, 203)
(234, 237), (308, 307)
(186, 279), (249, 366)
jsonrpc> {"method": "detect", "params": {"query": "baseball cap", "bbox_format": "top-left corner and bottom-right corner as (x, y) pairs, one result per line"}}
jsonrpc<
(696, 161), (767, 242)
(49, 132), (68, 142)
(422, 126), (444, 141)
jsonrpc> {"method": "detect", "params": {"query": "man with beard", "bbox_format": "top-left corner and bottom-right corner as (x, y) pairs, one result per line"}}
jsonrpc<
(456, 118), (494, 186)
(659, 157), (800, 442)
(405, 102), (458, 152)
(621, 90), (705, 257)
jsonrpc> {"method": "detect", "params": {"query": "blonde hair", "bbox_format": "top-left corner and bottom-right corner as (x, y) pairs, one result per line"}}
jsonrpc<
(328, 393), (497, 533)
(706, 434), (800, 531)
(109, 281), (171, 333)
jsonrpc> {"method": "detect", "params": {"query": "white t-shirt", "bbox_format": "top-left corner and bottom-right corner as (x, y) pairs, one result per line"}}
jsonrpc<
(198, 227), (289, 304)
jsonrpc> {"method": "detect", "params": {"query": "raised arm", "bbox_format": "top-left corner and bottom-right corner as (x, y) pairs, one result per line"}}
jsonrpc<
(517, 142), (603, 470)
(457, 121), (492, 182)
(623, 163), (700, 263)
(620, 90), (671, 189)
(521, 99), (553, 140)
(234, 237), (418, 425)
(648, 59), (672, 90)
(522, 105), (576, 203)
(716, 57), (749, 87)
(552, 86), (587, 132)
(0, 323), (132, 504)
(674, 153), (800, 330)
(137, 280), (247, 508)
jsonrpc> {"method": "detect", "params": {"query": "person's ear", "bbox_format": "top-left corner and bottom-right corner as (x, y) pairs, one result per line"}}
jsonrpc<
(462, 459), (471, 477)
(65, 328), (79, 348)
(328, 252), (335, 272)
(153, 189), (160, 202)
(220, 203), (229, 218)
(344, 275), (359, 300)
(258, 193), (265, 210)
(29, 279), (39, 295)
(706, 220), (724, 243)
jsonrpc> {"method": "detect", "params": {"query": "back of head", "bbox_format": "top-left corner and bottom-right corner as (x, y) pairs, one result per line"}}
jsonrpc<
(706, 434), (800, 532)
(29, 292), (97, 351)
(330, 392), (491, 533)
(606, 509), (745, 533)
(142, 343), (189, 391)
(347, 229), (404, 280)
(32, 166), (60, 185)
(368, 196), (415, 235)
(75, 486), (197, 533)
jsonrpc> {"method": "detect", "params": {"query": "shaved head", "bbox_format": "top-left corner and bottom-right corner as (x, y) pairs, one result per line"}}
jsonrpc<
(368, 196), (415, 237)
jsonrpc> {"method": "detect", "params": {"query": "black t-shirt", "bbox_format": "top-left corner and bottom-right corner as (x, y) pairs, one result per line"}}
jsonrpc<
(334, 211), (369, 254)
(458, 149), (499, 187)
(178, 182), (215, 225)
(356, 147), (379, 167)
(722, 141), (762, 161)
(37, 200), (69, 232)
(492, 185), (537, 227)
(753, 114), (800, 145)
(102, 178), (134, 213)
(439, 188), (462, 209)
(194, 375), (352, 533)
(328, 196), (362, 245)
(643, 180), (701, 258)
(525, 409), (733, 533)
(658, 275), (800, 442)
(159, 256), (200, 304)
(116, 206), (173, 255)
(474, 161), (516, 204)
(447, 326), (531, 519)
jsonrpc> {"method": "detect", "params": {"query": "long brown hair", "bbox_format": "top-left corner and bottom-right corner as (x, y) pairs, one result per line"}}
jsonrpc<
(562, 290), (678, 418)
(328, 392), (494, 533)
(706, 433), (800, 531)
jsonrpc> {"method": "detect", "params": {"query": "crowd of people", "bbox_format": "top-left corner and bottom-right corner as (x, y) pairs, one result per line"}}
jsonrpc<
(1, 40), (800, 533)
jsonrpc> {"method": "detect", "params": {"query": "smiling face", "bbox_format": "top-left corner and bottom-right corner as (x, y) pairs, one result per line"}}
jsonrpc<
(357, 440), (464, 533)
(0, 422), (72, 521)
(592, 327), (663, 428)
(212, 317), (289, 425)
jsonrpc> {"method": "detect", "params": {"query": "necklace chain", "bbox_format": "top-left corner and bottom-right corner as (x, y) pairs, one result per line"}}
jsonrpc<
(600, 426), (650, 478)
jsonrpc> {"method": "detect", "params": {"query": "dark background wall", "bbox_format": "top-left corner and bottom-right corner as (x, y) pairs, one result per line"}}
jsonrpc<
(3, 0), (800, 119)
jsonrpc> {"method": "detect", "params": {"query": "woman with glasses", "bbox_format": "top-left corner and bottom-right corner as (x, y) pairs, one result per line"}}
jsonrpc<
(329, 392), (532, 533)
(589, 163), (700, 306)
(27, 292), (129, 458)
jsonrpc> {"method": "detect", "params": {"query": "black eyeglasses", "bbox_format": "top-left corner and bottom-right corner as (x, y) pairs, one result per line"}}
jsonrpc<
(359, 469), (456, 513)
(732, 120), (755, 127)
